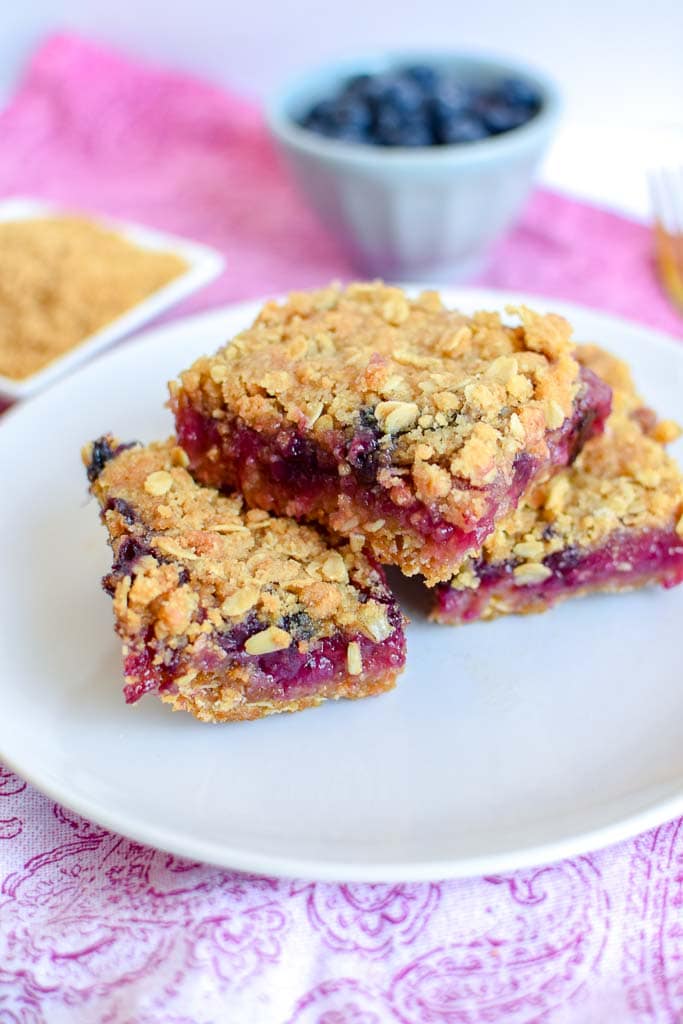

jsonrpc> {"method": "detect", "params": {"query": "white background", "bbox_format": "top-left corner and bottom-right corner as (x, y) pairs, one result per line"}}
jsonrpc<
(1, 1), (681, 217)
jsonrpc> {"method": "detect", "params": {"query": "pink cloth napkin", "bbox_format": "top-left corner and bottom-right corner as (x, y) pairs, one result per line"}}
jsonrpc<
(1, 34), (682, 1024)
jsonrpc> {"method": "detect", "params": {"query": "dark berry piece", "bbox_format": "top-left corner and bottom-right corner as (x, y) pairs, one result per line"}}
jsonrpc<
(282, 610), (316, 641)
(403, 64), (440, 93)
(357, 406), (380, 432)
(499, 77), (541, 111)
(86, 437), (116, 482)
(436, 113), (489, 145)
(86, 437), (137, 482)
(342, 97), (374, 129)
(376, 107), (432, 147)
(105, 496), (137, 524)
(431, 79), (472, 118)
(374, 75), (425, 117)
(395, 123), (434, 147)
(347, 409), (385, 483)
(300, 98), (337, 131)
(545, 545), (582, 573)
(113, 536), (149, 574)
(302, 96), (372, 143)
(480, 102), (531, 135)
(298, 66), (540, 146)
(343, 73), (385, 104)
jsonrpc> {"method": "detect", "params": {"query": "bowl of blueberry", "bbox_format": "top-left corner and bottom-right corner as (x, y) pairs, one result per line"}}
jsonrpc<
(267, 53), (561, 280)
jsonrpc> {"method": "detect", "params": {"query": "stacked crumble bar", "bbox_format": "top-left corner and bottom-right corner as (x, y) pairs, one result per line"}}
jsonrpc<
(85, 282), (683, 722)
(431, 345), (683, 623)
(83, 435), (405, 721)
(171, 283), (611, 585)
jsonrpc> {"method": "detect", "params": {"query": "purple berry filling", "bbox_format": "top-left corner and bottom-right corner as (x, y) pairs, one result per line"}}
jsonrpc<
(85, 438), (137, 483)
(122, 602), (405, 706)
(433, 527), (683, 623)
(175, 367), (611, 575)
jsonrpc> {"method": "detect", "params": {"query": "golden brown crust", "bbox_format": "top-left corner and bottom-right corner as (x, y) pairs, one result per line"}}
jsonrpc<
(172, 282), (583, 517)
(0, 216), (186, 380)
(160, 669), (398, 722)
(83, 436), (404, 721)
(84, 437), (397, 647)
(446, 345), (683, 593)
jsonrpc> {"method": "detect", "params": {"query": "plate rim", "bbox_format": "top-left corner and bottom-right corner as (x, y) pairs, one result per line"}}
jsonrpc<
(2, 285), (682, 882)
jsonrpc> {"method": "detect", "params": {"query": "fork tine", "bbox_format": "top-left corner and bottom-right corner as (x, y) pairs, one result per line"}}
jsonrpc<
(650, 166), (683, 312)
(664, 167), (682, 233)
(676, 170), (683, 290)
(649, 168), (670, 230)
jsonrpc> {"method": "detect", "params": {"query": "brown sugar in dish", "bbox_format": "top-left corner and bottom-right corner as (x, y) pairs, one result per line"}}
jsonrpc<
(0, 216), (187, 380)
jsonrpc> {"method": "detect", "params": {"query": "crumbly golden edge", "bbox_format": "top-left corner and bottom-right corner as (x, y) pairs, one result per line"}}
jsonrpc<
(82, 437), (398, 654)
(171, 283), (584, 517)
(230, 450), (501, 585)
(160, 667), (399, 722)
(431, 572), (681, 625)
(0, 216), (186, 380)
(446, 345), (683, 593)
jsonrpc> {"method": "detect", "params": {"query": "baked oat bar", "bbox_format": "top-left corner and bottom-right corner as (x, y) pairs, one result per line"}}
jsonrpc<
(83, 435), (406, 722)
(431, 345), (683, 623)
(170, 283), (611, 585)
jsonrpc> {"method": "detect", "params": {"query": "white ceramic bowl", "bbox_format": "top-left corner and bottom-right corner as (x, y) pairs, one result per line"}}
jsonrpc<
(267, 52), (561, 281)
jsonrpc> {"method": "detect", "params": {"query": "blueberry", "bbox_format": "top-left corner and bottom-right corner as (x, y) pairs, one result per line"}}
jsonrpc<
(343, 73), (385, 104)
(375, 107), (432, 146)
(105, 496), (137, 524)
(480, 102), (530, 135)
(403, 64), (440, 93)
(304, 95), (374, 142)
(545, 546), (582, 573)
(347, 409), (383, 482)
(111, 536), (149, 578)
(431, 78), (472, 117)
(436, 113), (489, 145)
(300, 98), (337, 129)
(86, 437), (137, 482)
(86, 437), (116, 482)
(374, 75), (425, 117)
(394, 123), (435, 147)
(337, 97), (373, 131)
(357, 406), (380, 432)
(282, 611), (316, 641)
(298, 66), (540, 147)
(333, 123), (372, 143)
(499, 77), (541, 111)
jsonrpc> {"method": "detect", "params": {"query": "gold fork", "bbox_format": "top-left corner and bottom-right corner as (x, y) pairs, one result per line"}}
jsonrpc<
(649, 167), (683, 313)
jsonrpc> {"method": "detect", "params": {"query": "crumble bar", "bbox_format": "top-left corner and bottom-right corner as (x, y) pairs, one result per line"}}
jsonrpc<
(170, 283), (611, 585)
(431, 345), (683, 623)
(83, 435), (406, 722)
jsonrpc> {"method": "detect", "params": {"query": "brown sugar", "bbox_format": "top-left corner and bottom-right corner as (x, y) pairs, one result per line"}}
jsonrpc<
(0, 215), (188, 380)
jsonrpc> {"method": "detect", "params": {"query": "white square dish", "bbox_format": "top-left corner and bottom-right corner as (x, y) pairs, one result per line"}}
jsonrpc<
(0, 197), (225, 401)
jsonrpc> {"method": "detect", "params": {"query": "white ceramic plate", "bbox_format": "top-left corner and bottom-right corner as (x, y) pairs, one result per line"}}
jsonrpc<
(0, 198), (225, 401)
(1, 288), (682, 882)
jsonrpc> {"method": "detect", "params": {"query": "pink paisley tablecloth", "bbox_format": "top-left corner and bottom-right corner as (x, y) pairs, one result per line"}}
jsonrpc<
(1, 34), (683, 1024)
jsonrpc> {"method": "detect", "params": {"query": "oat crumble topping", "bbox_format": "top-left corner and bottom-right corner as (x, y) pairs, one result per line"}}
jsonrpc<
(449, 344), (683, 590)
(172, 283), (610, 583)
(83, 436), (396, 646)
(173, 282), (583, 497)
